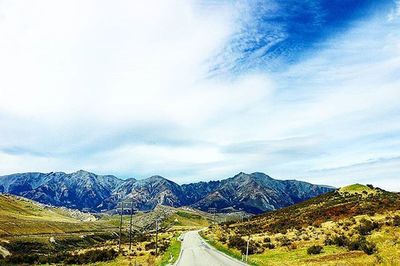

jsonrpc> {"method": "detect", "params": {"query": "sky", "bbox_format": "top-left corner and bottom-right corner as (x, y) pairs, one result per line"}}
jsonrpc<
(0, 0), (399, 190)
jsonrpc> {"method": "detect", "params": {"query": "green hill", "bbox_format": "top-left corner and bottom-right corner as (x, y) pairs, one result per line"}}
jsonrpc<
(339, 184), (376, 195)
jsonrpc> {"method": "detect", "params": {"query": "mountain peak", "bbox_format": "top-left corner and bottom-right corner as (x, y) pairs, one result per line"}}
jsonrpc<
(73, 169), (92, 175)
(250, 172), (273, 179)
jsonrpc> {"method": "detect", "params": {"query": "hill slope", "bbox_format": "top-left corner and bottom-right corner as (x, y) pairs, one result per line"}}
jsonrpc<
(0, 194), (97, 235)
(204, 184), (400, 266)
(236, 184), (399, 235)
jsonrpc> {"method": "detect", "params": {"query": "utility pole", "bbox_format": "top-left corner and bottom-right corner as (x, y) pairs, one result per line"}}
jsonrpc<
(129, 200), (134, 251)
(208, 208), (217, 224)
(155, 219), (159, 256)
(246, 235), (250, 263)
(154, 212), (165, 257)
(118, 201), (124, 252)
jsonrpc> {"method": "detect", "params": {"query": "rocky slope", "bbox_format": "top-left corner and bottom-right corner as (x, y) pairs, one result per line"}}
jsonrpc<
(0, 170), (333, 213)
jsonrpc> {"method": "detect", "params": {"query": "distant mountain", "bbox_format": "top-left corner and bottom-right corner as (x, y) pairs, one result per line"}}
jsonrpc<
(0, 170), (123, 211)
(0, 170), (333, 213)
(184, 172), (333, 213)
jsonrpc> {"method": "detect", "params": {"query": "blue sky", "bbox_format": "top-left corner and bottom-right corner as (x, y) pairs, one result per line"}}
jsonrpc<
(0, 0), (399, 190)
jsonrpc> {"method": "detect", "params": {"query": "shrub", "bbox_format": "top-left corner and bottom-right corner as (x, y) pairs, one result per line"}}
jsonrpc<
(348, 239), (361, 251)
(0, 248), (118, 265)
(227, 235), (246, 251)
(393, 215), (400, 226)
(357, 219), (380, 235)
(307, 245), (323, 255)
(360, 240), (377, 255)
(279, 237), (291, 247)
(145, 241), (156, 250)
(264, 243), (275, 249)
(347, 237), (377, 255)
(325, 235), (348, 247)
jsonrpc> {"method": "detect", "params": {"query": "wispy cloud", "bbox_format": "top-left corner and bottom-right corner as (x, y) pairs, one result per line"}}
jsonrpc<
(0, 0), (399, 190)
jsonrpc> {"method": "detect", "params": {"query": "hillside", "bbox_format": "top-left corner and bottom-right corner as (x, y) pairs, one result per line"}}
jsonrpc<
(203, 184), (400, 265)
(0, 170), (333, 214)
(234, 184), (399, 235)
(0, 194), (99, 236)
(0, 195), (210, 265)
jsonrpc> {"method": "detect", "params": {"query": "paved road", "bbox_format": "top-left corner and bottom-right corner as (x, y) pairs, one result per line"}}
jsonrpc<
(175, 231), (247, 266)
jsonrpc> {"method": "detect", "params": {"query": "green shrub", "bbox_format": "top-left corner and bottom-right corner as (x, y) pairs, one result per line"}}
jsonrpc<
(357, 219), (380, 235)
(307, 245), (323, 255)
(227, 235), (246, 251)
(360, 240), (377, 255)
(0, 248), (118, 265)
(325, 235), (348, 247)
(393, 215), (400, 226)
(264, 243), (275, 249)
(347, 237), (377, 255)
(145, 241), (156, 250)
(278, 236), (291, 247)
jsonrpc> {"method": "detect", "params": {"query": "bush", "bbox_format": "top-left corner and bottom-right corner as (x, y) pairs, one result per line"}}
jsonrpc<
(325, 235), (348, 247)
(347, 237), (377, 255)
(358, 219), (380, 235)
(145, 241), (156, 250)
(278, 236), (291, 247)
(360, 240), (377, 255)
(263, 237), (271, 243)
(264, 243), (275, 249)
(0, 249), (118, 265)
(393, 215), (400, 226)
(307, 245), (323, 255)
(227, 235), (246, 251)
(348, 239), (361, 251)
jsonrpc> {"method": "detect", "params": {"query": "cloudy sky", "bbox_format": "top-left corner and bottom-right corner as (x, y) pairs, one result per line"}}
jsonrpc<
(1, 0), (399, 190)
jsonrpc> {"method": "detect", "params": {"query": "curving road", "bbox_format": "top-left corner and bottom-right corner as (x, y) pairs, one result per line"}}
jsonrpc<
(175, 230), (247, 266)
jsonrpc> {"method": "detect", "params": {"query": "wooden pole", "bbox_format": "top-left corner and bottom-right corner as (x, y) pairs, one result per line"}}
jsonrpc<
(129, 200), (134, 251)
(119, 202), (124, 252)
(246, 235), (250, 262)
(155, 219), (158, 256)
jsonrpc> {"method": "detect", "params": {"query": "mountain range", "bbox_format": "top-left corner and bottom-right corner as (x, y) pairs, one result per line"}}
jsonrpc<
(0, 170), (333, 214)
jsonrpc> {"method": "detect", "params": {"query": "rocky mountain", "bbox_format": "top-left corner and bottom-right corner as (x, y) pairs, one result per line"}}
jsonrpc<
(0, 170), (333, 214)
(184, 172), (333, 213)
(0, 170), (123, 211)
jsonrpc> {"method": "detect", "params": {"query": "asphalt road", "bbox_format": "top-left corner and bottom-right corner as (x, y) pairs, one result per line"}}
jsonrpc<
(175, 231), (247, 266)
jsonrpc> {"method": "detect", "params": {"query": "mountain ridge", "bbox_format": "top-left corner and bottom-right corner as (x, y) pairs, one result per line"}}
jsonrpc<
(0, 170), (333, 214)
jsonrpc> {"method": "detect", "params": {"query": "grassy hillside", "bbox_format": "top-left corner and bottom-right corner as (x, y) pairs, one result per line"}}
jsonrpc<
(0, 195), (208, 265)
(203, 184), (400, 265)
(0, 194), (101, 236)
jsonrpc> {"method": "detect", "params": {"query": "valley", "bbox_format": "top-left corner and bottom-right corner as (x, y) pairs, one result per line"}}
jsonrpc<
(0, 172), (399, 266)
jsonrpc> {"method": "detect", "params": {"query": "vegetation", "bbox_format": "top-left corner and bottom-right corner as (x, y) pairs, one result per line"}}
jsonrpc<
(159, 233), (182, 266)
(0, 248), (118, 265)
(307, 245), (323, 255)
(0, 195), (214, 265)
(203, 185), (400, 265)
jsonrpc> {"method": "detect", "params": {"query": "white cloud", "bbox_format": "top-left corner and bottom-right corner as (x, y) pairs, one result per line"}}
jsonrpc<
(0, 1), (399, 191)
